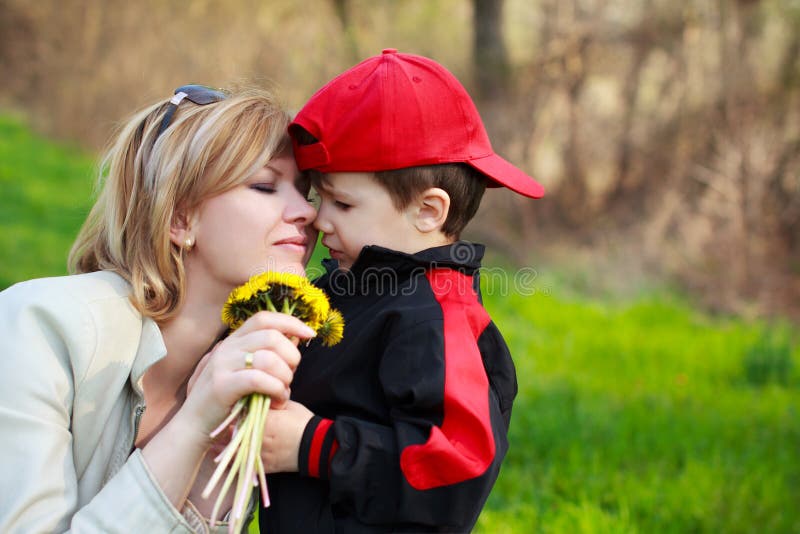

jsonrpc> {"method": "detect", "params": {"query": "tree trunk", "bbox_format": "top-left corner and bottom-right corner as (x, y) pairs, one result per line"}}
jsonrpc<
(472, 0), (510, 102)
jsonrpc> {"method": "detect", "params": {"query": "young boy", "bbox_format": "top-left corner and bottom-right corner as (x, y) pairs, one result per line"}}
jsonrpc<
(261, 49), (544, 532)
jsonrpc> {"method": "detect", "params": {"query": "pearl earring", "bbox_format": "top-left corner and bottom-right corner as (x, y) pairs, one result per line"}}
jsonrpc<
(184, 237), (194, 251)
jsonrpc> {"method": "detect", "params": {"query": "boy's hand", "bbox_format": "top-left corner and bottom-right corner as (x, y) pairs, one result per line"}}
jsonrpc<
(262, 400), (314, 473)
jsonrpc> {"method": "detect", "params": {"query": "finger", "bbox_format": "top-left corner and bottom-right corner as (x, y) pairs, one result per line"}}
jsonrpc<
(269, 387), (291, 410)
(229, 370), (291, 403)
(213, 329), (302, 372)
(248, 349), (294, 387)
(239, 329), (303, 370)
(219, 329), (301, 372)
(231, 311), (316, 340)
(270, 397), (288, 410)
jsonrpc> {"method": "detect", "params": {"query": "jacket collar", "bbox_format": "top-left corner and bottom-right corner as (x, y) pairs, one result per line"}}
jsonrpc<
(129, 315), (168, 395)
(321, 241), (485, 282)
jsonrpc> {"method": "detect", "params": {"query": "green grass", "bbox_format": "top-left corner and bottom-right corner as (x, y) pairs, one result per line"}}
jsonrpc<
(3, 115), (799, 533)
(0, 115), (96, 289)
(477, 288), (799, 533)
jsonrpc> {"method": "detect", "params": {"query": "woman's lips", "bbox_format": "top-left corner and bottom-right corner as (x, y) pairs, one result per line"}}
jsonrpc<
(273, 236), (307, 255)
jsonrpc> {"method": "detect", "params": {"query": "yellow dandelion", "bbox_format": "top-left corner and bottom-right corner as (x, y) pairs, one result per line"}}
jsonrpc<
(220, 271), (343, 339)
(221, 305), (240, 330)
(251, 271), (306, 291)
(317, 309), (344, 347)
(297, 283), (330, 320)
(234, 283), (256, 302)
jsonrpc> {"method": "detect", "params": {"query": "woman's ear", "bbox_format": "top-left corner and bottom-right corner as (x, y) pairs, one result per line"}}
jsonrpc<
(412, 187), (450, 234)
(169, 208), (199, 250)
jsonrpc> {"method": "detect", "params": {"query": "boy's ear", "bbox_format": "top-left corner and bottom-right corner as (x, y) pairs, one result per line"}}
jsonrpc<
(169, 207), (199, 248)
(412, 187), (450, 234)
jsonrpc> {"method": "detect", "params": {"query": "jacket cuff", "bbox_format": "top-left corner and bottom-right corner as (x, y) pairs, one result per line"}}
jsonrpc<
(298, 416), (339, 479)
(181, 493), (257, 534)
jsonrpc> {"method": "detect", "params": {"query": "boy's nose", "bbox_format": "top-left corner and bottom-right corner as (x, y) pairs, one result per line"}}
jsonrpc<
(313, 207), (334, 234)
(313, 217), (333, 234)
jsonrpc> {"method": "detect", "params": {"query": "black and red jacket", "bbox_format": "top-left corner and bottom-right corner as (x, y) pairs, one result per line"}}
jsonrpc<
(261, 242), (518, 533)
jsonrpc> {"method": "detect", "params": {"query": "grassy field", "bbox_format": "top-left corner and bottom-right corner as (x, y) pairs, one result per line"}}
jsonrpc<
(478, 288), (798, 533)
(2, 116), (798, 533)
(0, 115), (96, 288)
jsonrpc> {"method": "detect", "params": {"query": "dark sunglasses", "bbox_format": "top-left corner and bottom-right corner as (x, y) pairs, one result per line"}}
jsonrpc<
(155, 84), (228, 139)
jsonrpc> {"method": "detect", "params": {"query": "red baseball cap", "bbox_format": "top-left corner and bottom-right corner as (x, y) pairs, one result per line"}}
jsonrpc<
(290, 49), (545, 199)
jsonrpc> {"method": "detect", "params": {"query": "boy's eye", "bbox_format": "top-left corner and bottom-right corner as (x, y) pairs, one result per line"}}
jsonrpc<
(334, 200), (351, 210)
(251, 183), (277, 194)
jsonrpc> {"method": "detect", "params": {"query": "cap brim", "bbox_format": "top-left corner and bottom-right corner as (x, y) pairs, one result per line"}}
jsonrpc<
(468, 153), (545, 199)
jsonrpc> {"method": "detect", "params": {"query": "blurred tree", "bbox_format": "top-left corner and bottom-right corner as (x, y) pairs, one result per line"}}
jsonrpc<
(1, 0), (798, 317)
(472, 0), (510, 102)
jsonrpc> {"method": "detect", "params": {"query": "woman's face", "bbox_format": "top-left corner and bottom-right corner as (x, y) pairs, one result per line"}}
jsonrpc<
(186, 155), (317, 296)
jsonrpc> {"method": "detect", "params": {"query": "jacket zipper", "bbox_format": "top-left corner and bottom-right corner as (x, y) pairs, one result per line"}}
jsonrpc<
(132, 404), (146, 448)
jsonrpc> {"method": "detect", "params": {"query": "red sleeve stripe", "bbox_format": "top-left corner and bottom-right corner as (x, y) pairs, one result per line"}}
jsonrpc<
(400, 268), (495, 490)
(307, 418), (334, 478)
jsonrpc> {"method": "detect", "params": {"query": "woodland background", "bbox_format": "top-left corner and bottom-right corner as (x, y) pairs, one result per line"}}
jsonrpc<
(1, 2), (799, 532)
(1, 0), (799, 318)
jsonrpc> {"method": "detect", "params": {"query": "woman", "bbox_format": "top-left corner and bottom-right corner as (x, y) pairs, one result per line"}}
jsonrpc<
(0, 85), (317, 532)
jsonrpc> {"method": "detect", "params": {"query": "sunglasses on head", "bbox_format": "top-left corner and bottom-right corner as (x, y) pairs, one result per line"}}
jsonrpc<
(155, 84), (228, 139)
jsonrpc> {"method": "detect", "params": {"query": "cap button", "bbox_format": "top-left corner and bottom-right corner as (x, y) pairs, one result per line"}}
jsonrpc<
(382, 48), (398, 55)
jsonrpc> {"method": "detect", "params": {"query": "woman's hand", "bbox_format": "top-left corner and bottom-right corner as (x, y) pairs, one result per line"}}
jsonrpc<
(180, 311), (315, 444)
(261, 400), (315, 473)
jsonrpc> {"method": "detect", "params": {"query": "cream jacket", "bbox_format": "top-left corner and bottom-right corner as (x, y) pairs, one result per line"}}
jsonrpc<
(0, 271), (239, 533)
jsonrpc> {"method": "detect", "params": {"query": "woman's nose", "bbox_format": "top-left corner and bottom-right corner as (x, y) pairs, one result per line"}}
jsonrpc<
(286, 190), (317, 225)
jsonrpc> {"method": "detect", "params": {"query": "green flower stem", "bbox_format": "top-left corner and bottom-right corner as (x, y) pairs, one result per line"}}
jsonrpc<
(231, 396), (260, 529)
(208, 418), (249, 526)
(254, 395), (271, 505)
(209, 437), (245, 525)
(256, 444), (269, 506)
(210, 398), (245, 439)
(281, 298), (296, 315)
(226, 393), (272, 534)
(203, 414), (249, 500)
(230, 402), (254, 526)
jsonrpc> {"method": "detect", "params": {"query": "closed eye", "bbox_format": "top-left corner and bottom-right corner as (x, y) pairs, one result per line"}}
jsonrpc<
(250, 183), (277, 194)
(334, 200), (352, 210)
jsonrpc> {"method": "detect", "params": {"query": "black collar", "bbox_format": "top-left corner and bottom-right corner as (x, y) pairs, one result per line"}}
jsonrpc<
(317, 242), (485, 290)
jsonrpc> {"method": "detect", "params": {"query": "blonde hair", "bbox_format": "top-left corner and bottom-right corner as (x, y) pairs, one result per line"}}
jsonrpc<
(69, 88), (291, 323)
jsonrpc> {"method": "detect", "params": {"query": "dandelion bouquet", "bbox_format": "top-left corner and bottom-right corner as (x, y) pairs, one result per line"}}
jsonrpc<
(202, 272), (343, 533)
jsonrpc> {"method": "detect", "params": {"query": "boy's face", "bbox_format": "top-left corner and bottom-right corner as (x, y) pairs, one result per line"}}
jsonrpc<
(313, 172), (421, 271)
